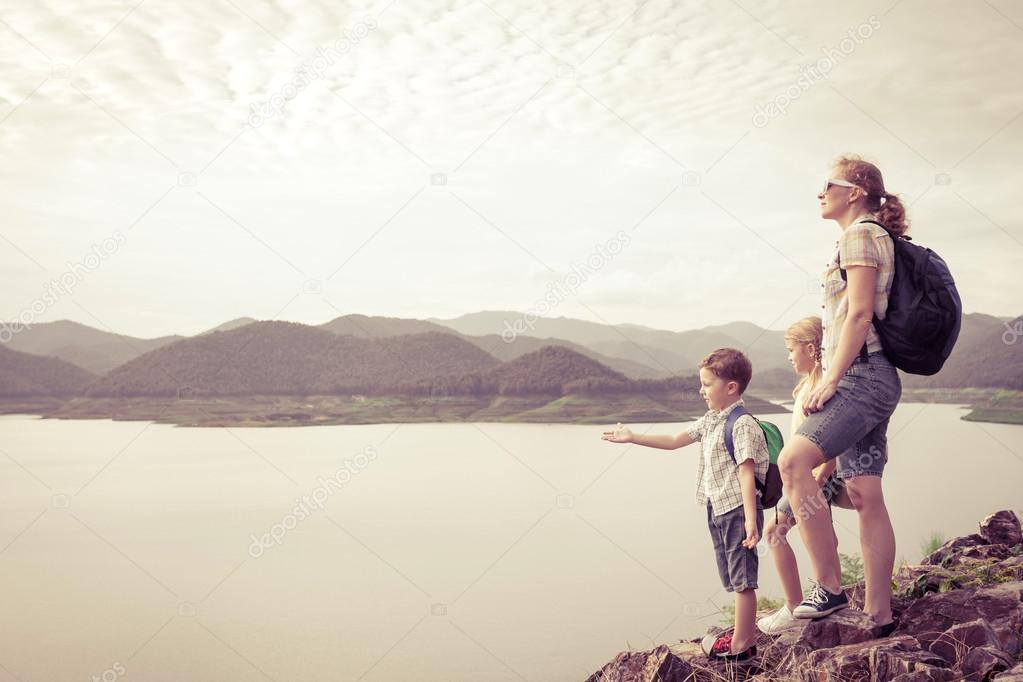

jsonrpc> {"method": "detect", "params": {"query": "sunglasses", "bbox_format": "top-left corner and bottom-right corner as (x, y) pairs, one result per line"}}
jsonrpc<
(821, 178), (864, 195)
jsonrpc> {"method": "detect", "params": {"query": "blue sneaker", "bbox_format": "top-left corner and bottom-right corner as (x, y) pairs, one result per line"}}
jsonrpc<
(792, 580), (849, 619)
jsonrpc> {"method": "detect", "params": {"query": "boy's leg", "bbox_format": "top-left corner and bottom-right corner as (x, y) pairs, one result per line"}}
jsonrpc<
(779, 436), (842, 594)
(732, 588), (757, 652)
(727, 504), (763, 651)
(766, 513), (802, 610)
(706, 504), (733, 594)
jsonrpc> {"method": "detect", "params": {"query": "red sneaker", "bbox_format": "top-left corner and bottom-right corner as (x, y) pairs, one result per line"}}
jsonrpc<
(700, 632), (757, 661)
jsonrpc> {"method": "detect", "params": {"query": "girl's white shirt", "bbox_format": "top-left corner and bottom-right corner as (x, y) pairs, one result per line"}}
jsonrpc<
(791, 381), (811, 439)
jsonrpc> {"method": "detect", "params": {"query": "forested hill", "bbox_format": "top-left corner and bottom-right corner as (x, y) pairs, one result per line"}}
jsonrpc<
(84, 322), (500, 397)
(0, 345), (97, 396)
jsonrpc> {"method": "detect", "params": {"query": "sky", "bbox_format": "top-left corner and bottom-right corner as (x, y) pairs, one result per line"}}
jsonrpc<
(1, 0), (1022, 339)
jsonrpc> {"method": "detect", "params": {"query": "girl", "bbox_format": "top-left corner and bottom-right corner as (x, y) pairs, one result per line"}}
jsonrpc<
(757, 316), (847, 634)
(777, 155), (904, 637)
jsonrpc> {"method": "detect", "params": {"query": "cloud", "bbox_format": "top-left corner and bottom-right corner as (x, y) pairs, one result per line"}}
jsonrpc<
(1, 0), (1021, 336)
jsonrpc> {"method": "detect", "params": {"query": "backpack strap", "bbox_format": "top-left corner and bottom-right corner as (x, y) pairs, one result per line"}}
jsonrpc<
(724, 406), (768, 495)
(723, 405), (750, 464)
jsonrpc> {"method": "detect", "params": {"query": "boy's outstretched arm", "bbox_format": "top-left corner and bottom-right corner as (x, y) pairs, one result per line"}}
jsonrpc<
(737, 460), (760, 549)
(600, 423), (696, 450)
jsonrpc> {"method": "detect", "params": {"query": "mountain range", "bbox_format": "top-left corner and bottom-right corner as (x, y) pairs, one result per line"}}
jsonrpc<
(1, 311), (1020, 402)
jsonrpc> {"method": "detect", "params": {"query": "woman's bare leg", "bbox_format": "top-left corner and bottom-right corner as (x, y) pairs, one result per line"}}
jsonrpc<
(778, 436), (841, 594)
(845, 476), (895, 625)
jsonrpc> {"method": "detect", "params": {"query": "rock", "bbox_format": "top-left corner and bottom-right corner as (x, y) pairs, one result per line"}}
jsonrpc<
(583, 643), (696, 682)
(773, 627), (805, 648)
(848, 578), (913, 614)
(586, 512), (1023, 682)
(960, 645), (1015, 681)
(797, 635), (949, 681)
(923, 534), (987, 565)
(893, 565), (947, 600)
(981, 510), (1023, 547)
(1001, 556), (1023, 582)
(874, 645), (952, 680)
(889, 669), (959, 682)
(793, 608), (877, 652)
(897, 581), (1023, 656)
(961, 544), (1014, 562)
(929, 618), (1002, 664)
(994, 662), (1023, 680)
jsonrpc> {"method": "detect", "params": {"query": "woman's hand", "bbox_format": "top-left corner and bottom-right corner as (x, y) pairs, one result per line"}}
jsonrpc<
(803, 379), (839, 415)
(601, 422), (633, 443)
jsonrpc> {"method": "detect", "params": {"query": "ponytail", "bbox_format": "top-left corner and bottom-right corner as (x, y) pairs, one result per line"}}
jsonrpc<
(833, 155), (910, 236)
(875, 191), (909, 237)
(786, 316), (823, 399)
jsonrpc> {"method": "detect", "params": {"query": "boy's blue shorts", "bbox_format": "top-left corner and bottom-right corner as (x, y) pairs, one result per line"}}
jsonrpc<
(706, 502), (762, 593)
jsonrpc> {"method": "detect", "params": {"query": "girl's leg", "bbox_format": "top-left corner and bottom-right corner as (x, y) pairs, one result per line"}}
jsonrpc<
(778, 436), (841, 594)
(844, 475), (895, 625)
(830, 485), (854, 510)
(766, 513), (802, 610)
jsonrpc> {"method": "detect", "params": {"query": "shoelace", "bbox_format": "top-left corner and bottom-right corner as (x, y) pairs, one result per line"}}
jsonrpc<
(804, 580), (829, 607)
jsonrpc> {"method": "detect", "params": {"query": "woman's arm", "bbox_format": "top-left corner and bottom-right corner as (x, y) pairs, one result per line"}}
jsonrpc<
(805, 264), (877, 413)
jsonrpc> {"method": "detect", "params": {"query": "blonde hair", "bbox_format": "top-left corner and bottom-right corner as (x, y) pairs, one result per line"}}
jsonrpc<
(833, 154), (909, 236)
(785, 316), (823, 399)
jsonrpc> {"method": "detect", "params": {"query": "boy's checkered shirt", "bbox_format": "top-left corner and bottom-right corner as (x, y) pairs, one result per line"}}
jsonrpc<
(685, 399), (769, 516)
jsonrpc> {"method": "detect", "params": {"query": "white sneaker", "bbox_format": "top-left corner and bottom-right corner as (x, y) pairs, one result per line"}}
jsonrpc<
(757, 605), (803, 634)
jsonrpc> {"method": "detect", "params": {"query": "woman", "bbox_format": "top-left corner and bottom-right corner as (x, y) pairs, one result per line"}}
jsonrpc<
(777, 155), (905, 637)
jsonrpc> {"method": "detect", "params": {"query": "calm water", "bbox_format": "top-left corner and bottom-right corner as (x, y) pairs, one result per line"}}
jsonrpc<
(1, 404), (1021, 682)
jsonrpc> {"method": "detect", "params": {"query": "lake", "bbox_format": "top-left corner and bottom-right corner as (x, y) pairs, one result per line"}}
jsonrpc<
(1, 404), (1021, 681)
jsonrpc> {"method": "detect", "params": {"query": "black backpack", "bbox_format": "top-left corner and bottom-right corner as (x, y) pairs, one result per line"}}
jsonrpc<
(724, 406), (784, 508)
(839, 220), (962, 376)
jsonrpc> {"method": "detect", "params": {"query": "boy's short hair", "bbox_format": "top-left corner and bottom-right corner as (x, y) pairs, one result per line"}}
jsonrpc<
(699, 348), (752, 394)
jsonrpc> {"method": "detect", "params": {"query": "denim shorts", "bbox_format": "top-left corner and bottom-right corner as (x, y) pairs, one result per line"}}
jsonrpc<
(707, 503), (763, 593)
(794, 351), (902, 480)
(776, 473), (844, 517)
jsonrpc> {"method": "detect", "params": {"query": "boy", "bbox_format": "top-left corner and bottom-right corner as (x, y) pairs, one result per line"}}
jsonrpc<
(601, 348), (769, 661)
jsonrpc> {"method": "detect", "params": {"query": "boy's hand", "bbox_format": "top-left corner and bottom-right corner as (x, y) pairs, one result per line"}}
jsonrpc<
(601, 423), (633, 443)
(741, 519), (760, 549)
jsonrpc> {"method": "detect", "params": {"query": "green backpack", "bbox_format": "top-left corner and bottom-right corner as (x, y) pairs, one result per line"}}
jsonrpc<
(724, 406), (785, 508)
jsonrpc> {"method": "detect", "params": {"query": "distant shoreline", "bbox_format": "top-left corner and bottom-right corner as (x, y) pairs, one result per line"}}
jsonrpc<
(0, 393), (789, 428)
(3, 389), (1020, 427)
(900, 387), (1023, 425)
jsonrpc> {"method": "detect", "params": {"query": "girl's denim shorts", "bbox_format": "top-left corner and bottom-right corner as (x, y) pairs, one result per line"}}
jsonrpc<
(794, 350), (902, 480)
